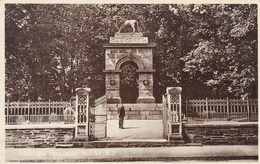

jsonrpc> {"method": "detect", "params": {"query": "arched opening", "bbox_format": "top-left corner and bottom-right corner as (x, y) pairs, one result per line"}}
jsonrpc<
(120, 61), (138, 103)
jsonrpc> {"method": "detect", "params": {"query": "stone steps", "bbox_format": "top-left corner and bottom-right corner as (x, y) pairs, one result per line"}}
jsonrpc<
(108, 114), (162, 120)
(5, 141), (202, 148)
(74, 135), (89, 142)
(55, 142), (74, 148)
(105, 103), (164, 120)
(169, 134), (185, 144)
(107, 110), (163, 120)
(71, 140), (202, 148)
(5, 140), (202, 148)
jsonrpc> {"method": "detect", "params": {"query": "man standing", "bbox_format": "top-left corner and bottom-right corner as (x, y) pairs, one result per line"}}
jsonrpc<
(118, 103), (125, 129)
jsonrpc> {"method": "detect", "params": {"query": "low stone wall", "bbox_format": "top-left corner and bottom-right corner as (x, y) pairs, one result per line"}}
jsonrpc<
(107, 103), (163, 120)
(5, 125), (75, 148)
(183, 122), (258, 145)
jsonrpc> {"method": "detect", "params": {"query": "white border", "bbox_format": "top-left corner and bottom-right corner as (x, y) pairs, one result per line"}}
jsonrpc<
(1, 1), (259, 164)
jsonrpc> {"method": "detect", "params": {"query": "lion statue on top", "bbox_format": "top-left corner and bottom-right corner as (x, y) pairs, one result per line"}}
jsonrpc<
(113, 16), (139, 33)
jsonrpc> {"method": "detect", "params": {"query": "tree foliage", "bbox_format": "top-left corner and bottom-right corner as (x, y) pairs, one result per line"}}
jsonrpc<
(5, 4), (257, 103)
(181, 4), (257, 98)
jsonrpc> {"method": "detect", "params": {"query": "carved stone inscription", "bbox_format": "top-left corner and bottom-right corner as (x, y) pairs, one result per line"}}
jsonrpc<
(110, 37), (148, 44)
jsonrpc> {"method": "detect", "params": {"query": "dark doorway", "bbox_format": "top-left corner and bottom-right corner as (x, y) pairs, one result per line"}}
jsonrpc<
(120, 61), (138, 103)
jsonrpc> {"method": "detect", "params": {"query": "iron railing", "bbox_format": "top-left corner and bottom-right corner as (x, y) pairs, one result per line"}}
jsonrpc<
(185, 98), (258, 122)
(5, 101), (74, 124)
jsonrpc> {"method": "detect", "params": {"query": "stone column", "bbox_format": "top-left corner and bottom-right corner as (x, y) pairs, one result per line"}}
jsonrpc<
(104, 71), (121, 103)
(166, 87), (183, 141)
(75, 87), (90, 140)
(137, 72), (155, 103)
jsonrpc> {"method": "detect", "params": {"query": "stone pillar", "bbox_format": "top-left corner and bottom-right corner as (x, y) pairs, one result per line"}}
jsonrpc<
(166, 87), (183, 141)
(137, 72), (155, 103)
(103, 33), (156, 103)
(104, 72), (121, 103)
(75, 87), (90, 140)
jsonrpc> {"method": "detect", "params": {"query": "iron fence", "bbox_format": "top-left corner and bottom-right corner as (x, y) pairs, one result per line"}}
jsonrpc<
(185, 98), (258, 122)
(5, 101), (74, 124)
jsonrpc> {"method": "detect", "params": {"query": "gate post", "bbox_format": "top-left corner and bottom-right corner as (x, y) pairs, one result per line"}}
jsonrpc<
(166, 87), (183, 142)
(75, 87), (91, 141)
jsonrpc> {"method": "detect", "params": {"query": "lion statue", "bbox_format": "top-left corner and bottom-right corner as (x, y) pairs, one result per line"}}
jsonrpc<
(113, 16), (139, 33)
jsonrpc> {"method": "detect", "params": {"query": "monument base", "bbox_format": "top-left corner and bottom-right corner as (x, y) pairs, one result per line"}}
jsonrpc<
(137, 96), (155, 103)
(107, 97), (122, 104)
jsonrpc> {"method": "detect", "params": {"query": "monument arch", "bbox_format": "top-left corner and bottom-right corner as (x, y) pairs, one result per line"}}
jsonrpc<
(103, 33), (156, 103)
(115, 56), (144, 70)
(119, 60), (139, 103)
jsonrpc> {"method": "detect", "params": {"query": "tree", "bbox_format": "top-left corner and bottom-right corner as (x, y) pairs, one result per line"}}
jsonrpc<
(5, 4), (257, 103)
(181, 4), (257, 98)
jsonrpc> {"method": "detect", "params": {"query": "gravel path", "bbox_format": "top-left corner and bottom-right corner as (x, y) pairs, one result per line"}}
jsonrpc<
(107, 120), (163, 140)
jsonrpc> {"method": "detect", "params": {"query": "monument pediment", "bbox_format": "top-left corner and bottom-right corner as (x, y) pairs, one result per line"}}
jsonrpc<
(110, 33), (148, 44)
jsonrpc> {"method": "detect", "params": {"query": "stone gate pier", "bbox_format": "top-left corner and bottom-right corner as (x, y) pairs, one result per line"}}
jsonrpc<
(103, 33), (156, 103)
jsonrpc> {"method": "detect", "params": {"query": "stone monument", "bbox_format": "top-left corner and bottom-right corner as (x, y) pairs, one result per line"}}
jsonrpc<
(103, 32), (156, 103)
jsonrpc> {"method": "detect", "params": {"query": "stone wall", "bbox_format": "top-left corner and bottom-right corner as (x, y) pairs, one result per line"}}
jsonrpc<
(6, 126), (74, 148)
(5, 122), (257, 147)
(107, 103), (163, 120)
(183, 123), (258, 145)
